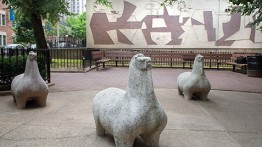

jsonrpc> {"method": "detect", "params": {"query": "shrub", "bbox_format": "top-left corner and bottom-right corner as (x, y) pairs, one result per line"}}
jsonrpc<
(0, 55), (47, 90)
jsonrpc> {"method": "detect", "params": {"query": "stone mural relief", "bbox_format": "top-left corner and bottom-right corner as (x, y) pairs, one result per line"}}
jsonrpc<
(87, 0), (262, 48)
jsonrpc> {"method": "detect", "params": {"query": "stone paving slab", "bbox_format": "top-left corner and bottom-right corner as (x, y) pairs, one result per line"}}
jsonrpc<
(50, 67), (262, 93)
(1, 88), (262, 147)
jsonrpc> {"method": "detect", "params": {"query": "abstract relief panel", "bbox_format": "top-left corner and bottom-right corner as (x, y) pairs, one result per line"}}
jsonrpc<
(86, 0), (262, 48)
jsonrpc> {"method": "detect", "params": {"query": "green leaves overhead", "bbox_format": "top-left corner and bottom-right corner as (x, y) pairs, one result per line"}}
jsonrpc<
(160, 0), (177, 6)
(1, 0), (71, 48)
(13, 14), (35, 43)
(65, 13), (86, 40)
(2, 0), (70, 24)
(94, 0), (113, 8)
(229, 0), (262, 31)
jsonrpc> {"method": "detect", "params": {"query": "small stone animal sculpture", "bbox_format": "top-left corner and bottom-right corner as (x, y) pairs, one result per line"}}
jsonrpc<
(11, 51), (48, 109)
(92, 53), (167, 147)
(177, 54), (211, 100)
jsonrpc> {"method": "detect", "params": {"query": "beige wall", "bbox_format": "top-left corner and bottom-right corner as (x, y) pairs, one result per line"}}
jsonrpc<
(86, 0), (262, 49)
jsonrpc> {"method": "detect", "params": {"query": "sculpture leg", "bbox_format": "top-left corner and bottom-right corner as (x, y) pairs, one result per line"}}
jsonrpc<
(94, 119), (105, 136)
(16, 96), (27, 109)
(183, 91), (192, 100)
(178, 87), (183, 95)
(13, 96), (16, 103)
(114, 135), (134, 147)
(35, 95), (47, 107)
(198, 92), (209, 101)
(141, 131), (161, 147)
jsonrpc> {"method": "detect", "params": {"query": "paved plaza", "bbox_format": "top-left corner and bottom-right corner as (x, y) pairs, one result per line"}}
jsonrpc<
(1, 67), (262, 147)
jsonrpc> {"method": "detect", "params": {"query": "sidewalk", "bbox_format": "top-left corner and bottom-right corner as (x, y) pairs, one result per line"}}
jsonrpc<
(1, 67), (262, 147)
(50, 67), (262, 93)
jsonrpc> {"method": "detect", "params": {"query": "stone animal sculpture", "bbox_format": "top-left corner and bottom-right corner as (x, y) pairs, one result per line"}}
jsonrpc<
(11, 51), (48, 109)
(92, 53), (167, 147)
(177, 54), (211, 100)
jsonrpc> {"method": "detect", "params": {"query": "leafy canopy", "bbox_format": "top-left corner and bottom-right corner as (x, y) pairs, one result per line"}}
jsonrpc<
(65, 13), (86, 40)
(2, 0), (70, 24)
(12, 13), (34, 43)
(229, 0), (262, 31)
(94, 0), (113, 8)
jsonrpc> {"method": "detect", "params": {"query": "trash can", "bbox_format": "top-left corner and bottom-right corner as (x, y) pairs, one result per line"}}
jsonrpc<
(247, 55), (262, 77)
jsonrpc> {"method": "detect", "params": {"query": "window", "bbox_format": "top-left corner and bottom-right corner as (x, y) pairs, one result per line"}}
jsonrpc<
(3, 35), (6, 45)
(0, 35), (7, 46)
(1, 14), (6, 26)
(0, 35), (2, 46)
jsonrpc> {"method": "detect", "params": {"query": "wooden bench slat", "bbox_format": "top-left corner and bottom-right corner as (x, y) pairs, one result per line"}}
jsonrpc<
(94, 50), (253, 70)
(91, 51), (112, 71)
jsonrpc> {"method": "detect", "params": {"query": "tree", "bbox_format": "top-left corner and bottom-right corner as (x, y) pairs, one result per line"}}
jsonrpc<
(65, 13), (86, 40)
(228, 0), (262, 31)
(94, 0), (112, 8)
(2, 0), (70, 49)
(160, 0), (177, 6)
(12, 13), (35, 44)
(44, 21), (70, 37)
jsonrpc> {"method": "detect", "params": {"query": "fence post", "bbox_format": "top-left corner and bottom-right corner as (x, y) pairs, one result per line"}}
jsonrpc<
(46, 49), (51, 83)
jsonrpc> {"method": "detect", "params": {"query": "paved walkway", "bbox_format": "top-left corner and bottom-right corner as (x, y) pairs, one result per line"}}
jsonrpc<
(50, 67), (262, 93)
(1, 67), (262, 147)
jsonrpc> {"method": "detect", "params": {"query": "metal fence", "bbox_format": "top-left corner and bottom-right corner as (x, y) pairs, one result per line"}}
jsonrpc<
(0, 47), (50, 90)
(2, 47), (260, 90)
(49, 48), (262, 71)
(47, 36), (86, 48)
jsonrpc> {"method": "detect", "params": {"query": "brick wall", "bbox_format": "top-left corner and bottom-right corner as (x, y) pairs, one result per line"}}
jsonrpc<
(0, 3), (14, 45)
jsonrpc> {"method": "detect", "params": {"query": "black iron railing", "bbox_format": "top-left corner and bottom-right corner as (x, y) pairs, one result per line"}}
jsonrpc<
(0, 47), (50, 90)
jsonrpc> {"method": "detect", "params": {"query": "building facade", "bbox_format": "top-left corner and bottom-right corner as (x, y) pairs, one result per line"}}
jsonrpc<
(67, 0), (86, 14)
(86, 0), (262, 49)
(0, 3), (13, 46)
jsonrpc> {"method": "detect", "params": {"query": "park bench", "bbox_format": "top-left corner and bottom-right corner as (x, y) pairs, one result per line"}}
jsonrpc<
(91, 51), (111, 71)
(104, 51), (136, 67)
(181, 53), (232, 69)
(102, 50), (232, 69)
(226, 54), (256, 72)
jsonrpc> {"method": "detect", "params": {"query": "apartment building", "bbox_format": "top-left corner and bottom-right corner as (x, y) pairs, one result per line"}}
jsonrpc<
(0, 3), (14, 46)
(67, 0), (86, 14)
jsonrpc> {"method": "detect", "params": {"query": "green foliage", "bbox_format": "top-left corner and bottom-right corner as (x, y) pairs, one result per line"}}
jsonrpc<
(1, 0), (70, 49)
(65, 13), (86, 40)
(44, 21), (71, 37)
(0, 55), (47, 89)
(12, 13), (35, 44)
(229, 0), (262, 31)
(160, 0), (177, 6)
(94, 0), (113, 8)
(2, 0), (70, 24)
(0, 56), (26, 85)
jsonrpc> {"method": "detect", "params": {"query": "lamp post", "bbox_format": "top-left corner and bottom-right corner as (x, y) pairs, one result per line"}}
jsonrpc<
(65, 35), (68, 47)
(57, 23), (59, 48)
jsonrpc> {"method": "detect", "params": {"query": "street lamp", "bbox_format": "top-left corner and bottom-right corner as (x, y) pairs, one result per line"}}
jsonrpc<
(65, 35), (68, 47)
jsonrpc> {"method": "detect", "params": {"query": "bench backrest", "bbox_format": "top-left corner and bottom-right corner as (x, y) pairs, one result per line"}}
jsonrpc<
(103, 50), (232, 61)
(91, 51), (105, 60)
(231, 54), (256, 61)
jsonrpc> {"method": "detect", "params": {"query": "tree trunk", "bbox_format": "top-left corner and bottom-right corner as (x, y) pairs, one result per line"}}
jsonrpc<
(31, 13), (48, 49)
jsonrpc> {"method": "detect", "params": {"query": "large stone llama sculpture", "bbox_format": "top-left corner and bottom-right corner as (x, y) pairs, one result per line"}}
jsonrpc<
(92, 53), (167, 147)
(177, 54), (211, 100)
(11, 51), (48, 109)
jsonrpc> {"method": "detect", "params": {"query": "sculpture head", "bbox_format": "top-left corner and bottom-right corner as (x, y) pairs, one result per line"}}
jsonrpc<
(130, 53), (152, 70)
(28, 51), (37, 61)
(194, 54), (204, 62)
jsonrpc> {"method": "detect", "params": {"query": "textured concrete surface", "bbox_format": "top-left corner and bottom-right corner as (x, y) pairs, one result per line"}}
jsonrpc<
(1, 67), (262, 147)
(93, 55), (167, 146)
(49, 67), (262, 93)
(177, 54), (211, 100)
